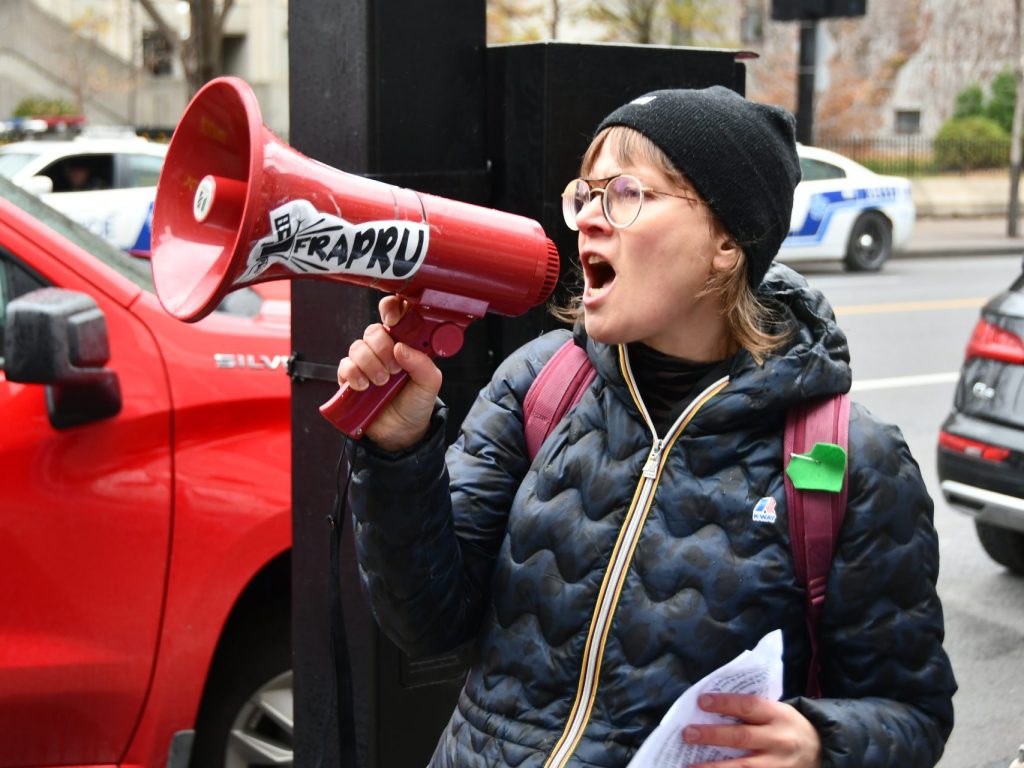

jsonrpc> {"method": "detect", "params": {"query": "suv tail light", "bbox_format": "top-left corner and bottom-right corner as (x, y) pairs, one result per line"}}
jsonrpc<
(939, 431), (1010, 462)
(965, 318), (1024, 364)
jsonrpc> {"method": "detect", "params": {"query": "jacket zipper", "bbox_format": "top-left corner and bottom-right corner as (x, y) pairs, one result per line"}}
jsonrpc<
(544, 349), (729, 767)
(642, 439), (664, 479)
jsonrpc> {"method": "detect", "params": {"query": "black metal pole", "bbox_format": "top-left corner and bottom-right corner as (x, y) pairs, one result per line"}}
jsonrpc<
(796, 19), (817, 145)
(288, 2), (486, 765)
(1008, 0), (1022, 237)
(287, 6), (368, 765)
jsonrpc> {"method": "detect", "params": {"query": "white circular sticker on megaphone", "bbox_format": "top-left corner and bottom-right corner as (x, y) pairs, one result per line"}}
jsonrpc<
(193, 176), (217, 222)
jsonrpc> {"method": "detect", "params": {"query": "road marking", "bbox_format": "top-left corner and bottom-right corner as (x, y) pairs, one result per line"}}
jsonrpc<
(852, 372), (960, 392)
(835, 297), (987, 315)
(810, 275), (904, 289)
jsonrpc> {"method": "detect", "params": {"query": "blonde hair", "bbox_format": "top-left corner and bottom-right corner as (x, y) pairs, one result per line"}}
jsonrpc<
(551, 126), (791, 364)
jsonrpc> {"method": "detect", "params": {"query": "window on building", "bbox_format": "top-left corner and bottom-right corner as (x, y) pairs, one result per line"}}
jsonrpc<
(895, 110), (921, 135)
(143, 30), (174, 76)
(222, 34), (246, 75)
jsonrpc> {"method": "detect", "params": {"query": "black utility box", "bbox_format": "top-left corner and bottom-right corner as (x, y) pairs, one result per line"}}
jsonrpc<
(484, 42), (746, 363)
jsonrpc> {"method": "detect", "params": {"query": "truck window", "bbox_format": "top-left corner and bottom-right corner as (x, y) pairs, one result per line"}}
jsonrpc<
(0, 253), (48, 368)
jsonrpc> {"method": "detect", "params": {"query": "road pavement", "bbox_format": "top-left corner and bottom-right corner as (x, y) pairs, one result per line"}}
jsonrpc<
(807, 256), (1024, 768)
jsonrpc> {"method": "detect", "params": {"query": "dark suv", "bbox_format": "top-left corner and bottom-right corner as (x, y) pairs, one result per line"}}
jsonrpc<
(938, 263), (1024, 574)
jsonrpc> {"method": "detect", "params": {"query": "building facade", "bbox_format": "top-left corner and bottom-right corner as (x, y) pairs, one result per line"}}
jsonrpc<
(747, 0), (1017, 142)
(499, 0), (1018, 143)
(0, 0), (289, 137)
(0, 0), (1016, 144)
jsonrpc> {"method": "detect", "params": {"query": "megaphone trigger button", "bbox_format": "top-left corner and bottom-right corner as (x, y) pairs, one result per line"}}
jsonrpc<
(430, 323), (465, 358)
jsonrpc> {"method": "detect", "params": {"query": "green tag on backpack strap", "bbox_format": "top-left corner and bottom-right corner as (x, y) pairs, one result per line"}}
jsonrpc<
(786, 442), (847, 493)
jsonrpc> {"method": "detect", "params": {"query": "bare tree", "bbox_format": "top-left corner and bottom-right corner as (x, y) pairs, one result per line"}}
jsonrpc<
(665, 0), (729, 46)
(134, 0), (236, 97)
(488, 0), (547, 42)
(1009, 0), (1023, 237)
(585, 0), (660, 44)
(57, 6), (137, 121)
(64, 8), (110, 114)
(550, 0), (562, 38)
(582, 0), (730, 44)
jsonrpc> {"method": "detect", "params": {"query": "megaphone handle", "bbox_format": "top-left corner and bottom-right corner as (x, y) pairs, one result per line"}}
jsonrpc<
(318, 308), (465, 439)
(319, 370), (411, 439)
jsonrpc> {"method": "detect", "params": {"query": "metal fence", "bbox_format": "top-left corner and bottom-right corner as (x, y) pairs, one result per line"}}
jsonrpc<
(819, 136), (1012, 176)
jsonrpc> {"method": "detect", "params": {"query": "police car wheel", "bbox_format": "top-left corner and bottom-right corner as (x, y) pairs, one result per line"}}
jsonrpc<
(843, 211), (891, 272)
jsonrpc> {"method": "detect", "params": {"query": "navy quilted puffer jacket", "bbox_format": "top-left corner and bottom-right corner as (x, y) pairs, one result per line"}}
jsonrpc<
(345, 264), (956, 767)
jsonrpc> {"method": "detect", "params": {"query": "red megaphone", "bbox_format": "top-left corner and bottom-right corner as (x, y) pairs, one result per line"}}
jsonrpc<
(151, 77), (559, 439)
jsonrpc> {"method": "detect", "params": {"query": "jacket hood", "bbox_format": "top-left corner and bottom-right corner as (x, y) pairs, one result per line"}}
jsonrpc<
(575, 262), (852, 433)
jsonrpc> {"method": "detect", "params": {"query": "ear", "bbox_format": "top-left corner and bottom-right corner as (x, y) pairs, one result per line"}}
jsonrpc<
(711, 235), (740, 273)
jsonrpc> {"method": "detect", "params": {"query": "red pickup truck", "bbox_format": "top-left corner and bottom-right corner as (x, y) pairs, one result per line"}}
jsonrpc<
(0, 175), (293, 766)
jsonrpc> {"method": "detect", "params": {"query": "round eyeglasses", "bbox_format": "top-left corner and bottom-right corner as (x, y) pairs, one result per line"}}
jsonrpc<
(561, 174), (700, 231)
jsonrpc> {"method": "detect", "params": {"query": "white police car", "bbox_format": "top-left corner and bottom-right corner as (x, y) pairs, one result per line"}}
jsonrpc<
(779, 145), (915, 271)
(0, 134), (167, 255)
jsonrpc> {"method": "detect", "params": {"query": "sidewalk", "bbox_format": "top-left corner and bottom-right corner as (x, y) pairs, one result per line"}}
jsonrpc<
(911, 173), (1012, 218)
(901, 171), (1024, 258)
(904, 216), (1024, 258)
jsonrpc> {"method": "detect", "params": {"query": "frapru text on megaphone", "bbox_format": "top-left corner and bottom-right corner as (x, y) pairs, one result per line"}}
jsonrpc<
(150, 77), (560, 439)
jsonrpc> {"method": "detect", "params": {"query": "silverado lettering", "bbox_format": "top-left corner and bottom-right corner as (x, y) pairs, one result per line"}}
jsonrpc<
(214, 353), (289, 370)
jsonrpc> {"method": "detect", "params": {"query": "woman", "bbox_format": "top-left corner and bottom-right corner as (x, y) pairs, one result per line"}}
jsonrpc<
(338, 86), (956, 767)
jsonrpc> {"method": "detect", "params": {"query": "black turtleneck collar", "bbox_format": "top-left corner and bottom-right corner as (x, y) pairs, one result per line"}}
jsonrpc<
(626, 343), (733, 435)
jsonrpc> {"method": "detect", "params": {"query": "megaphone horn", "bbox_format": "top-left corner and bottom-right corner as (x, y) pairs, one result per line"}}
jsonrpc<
(151, 77), (560, 438)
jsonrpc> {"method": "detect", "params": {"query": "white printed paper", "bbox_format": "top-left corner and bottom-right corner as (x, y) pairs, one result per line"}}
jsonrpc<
(625, 629), (784, 768)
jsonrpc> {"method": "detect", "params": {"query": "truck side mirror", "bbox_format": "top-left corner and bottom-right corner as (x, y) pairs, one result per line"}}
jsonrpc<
(4, 288), (122, 429)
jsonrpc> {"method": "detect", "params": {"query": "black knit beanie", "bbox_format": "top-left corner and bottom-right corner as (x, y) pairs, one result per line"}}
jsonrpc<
(596, 86), (801, 288)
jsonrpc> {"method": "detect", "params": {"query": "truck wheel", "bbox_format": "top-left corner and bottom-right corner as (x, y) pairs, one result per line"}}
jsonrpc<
(189, 618), (293, 767)
(843, 211), (891, 271)
(976, 520), (1024, 575)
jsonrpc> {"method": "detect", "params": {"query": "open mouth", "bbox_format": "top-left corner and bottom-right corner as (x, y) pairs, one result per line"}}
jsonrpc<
(583, 254), (616, 298)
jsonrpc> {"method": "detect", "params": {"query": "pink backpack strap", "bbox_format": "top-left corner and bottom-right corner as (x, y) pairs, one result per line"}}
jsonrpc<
(523, 339), (596, 461)
(784, 393), (851, 698)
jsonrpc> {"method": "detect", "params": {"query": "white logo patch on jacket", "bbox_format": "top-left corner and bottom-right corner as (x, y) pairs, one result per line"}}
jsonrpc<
(752, 496), (777, 523)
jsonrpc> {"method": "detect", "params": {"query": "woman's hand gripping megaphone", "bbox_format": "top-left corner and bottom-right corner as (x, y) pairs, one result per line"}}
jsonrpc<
(331, 296), (444, 450)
